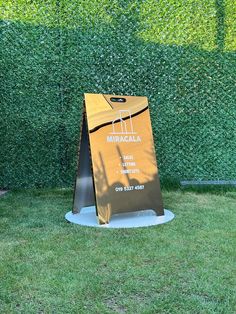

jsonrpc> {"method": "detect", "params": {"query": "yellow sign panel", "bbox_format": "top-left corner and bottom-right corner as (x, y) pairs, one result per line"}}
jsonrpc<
(73, 94), (164, 224)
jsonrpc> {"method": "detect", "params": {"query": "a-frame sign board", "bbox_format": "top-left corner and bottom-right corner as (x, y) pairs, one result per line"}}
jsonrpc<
(73, 93), (164, 224)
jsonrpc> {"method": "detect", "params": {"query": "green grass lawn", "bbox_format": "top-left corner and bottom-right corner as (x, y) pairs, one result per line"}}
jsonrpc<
(0, 188), (235, 313)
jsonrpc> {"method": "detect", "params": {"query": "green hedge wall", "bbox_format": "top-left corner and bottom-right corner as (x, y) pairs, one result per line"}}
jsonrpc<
(0, 1), (235, 188)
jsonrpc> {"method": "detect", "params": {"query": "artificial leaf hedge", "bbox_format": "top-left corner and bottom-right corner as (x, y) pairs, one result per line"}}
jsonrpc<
(0, 0), (235, 188)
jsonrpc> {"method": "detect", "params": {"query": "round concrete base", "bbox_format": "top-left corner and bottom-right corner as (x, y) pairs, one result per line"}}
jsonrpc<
(65, 206), (174, 228)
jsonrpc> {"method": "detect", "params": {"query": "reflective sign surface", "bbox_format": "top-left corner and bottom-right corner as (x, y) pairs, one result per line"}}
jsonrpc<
(73, 94), (164, 224)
